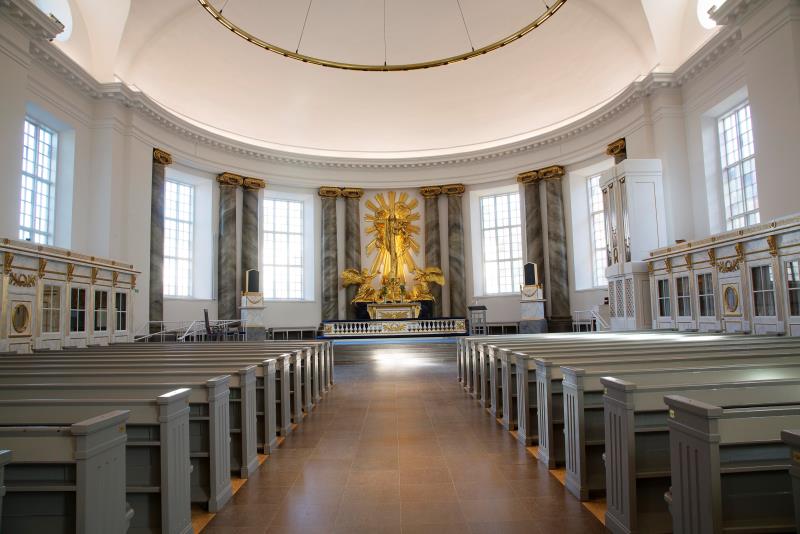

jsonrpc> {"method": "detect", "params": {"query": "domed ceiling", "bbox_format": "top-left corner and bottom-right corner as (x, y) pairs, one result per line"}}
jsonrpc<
(46, 0), (719, 159)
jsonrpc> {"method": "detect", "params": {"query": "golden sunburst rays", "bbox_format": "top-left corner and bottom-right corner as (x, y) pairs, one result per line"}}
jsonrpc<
(364, 191), (421, 282)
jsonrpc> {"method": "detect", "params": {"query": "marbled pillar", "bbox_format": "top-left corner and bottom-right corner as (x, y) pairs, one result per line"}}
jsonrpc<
(444, 184), (467, 318)
(342, 188), (363, 320)
(149, 148), (172, 327)
(319, 187), (341, 321)
(420, 186), (443, 317)
(217, 173), (242, 320)
(241, 178), (266, 291)
(541, 166), (572, 331)
(518, 171), (544, 280)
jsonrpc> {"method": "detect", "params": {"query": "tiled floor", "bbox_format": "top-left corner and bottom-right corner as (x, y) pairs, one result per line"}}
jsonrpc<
(204, 344), (607, 533)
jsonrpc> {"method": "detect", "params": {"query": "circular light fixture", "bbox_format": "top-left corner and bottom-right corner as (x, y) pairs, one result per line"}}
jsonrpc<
(197, 0), (568, 72)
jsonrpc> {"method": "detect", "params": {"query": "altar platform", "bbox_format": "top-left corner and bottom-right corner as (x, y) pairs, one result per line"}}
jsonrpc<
(320, 317), (466, 338)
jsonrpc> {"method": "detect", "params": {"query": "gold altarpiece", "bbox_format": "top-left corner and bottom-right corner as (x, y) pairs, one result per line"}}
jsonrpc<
(341, 191), (444, 319)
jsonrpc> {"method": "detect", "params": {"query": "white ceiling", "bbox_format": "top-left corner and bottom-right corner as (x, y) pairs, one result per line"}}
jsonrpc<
(44, 0), (719, 159)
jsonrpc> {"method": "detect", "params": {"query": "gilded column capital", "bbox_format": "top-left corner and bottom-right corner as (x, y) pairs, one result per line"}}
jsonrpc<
(537, 165), (566, 181)
(243, 177), (267, 190)
(516, 170), (539, 184)
(442, 184), (465, 196)
(217, 172), (244, 187)
(3, 252), (13, 275)
(319, 186), (342, 198)
(606, 138), (627, 158)
(419, 186), (442, 198)
(153, 148), (173, 165)
(340, 187), (364, 199)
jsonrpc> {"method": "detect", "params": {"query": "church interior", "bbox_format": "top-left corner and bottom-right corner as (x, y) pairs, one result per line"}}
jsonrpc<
(2, 0), (800, 532)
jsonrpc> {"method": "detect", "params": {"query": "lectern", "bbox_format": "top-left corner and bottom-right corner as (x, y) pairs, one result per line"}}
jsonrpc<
(519, 262), (547, 333)
(240, 269), (267, 341)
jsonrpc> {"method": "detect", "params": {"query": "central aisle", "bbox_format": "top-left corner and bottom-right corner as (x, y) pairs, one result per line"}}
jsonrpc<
(204, 342), (606, 533)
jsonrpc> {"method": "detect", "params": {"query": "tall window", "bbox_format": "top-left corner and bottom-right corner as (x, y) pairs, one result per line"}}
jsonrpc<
(42, 285), (61, 333)
(786, 260), (800, 317)
(480, 192), (523, 294)
(751, 265), (776, 317)
(587, 175), (608, 287)
(94, 290), (108, 332)
(263, 198), (304, 299)
(719, 103), (759, 230)
(676, 276), (691, 317)
(19, 118), (57, 244)
(697, 273), (715, 318)
(164, 180), (194, 297)
(70, 287), (86, 332)
(115, 292), (128, 331)
(657, 279), (671, 317)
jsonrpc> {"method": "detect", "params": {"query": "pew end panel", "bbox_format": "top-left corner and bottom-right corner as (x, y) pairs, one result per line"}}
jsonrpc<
(0, 449), (9, 531)
(781, 429), (800, 534)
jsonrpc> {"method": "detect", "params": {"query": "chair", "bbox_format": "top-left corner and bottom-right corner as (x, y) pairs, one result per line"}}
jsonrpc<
(204, 309), (225, 341)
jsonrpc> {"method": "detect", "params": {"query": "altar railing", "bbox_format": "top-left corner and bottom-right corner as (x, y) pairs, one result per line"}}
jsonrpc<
(322, 318), (466, 338)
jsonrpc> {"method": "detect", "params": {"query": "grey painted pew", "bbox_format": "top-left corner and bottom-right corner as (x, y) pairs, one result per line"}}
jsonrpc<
(562, 358), (800, 501)
(0, 449), (10, 532)
(665, 396), (800, 534)
(782, 429), (800, 533)
(0, 376), (233, 514)
(0, 390), (192, 534)
(0, 410), (130, 534)
(602, 376), (800, 534)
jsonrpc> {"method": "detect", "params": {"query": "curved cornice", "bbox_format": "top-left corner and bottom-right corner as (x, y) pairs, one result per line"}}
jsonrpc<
(23, 16), (740, 172)
(0, 0), (63, 41)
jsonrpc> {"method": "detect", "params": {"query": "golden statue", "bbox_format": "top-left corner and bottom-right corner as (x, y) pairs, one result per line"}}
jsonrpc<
(341, 268), (379, 302)
(407, 267), (446, 301)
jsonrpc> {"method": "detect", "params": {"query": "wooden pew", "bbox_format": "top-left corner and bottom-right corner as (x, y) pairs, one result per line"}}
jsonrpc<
(0, 390), (192, 534)
(0, 376), (233, 514)
(781, 429), (800, 533)
(665, 396), (800, 534)
(601, 376), (800, 534)
(0, 449), (8, 532)
(0, 410), (131, 534)
(561, 357), (800, 500)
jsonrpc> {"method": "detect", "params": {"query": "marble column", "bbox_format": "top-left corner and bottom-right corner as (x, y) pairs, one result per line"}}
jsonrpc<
(241, 178), (266, 290)
(420, 186), (443, 317)
(217, 173), (242, 320)
(517, 170), (544, 280)
(149, 148), (171, 328)
(319, 187), (341, 321)
(541, 166), (572, 332)
(443, 184), (467, 318)
(342, 188), (363, 320)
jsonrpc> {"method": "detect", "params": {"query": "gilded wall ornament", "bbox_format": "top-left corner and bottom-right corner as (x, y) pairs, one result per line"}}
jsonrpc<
(683, 254), (692, 270)
(153, 148), (173, 165)
(318, 186), (342, 198)
(340, 188), (364, 199)
(419, 186), (442, 198)
(9, 272), (37, 287)
(217, 172), (245, 186)
(365, 191), (421, 281)
(664, 258), (672, 273)
(243, 177), (267, 190)
(516, 170), (539, 184)
(708, 249), (717, 267)
(3, 252), (13, 275)
(91, 267), (99, 284)
(38, 258), (47, 278)
(441, 184), (465, 196)
(766, 235), (778, 257)
(537, 165), (566, 181)
(606, 138), (626, 158)
(66, 263), (75, 282)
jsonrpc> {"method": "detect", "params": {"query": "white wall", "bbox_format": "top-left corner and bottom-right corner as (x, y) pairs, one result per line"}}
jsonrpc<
(3, 1), (800, 330)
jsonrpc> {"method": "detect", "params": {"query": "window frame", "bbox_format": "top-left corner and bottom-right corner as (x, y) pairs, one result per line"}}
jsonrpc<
(115, 291), (128, 332)
(41, 284), (61, 334)
(93, 289), (109, 333)
(750, 263), (777, 318)
(586, 174), (608, 288)
(163, 179), (195, 298)
(675, 275), (692, 318)
(479, 191), (523, 296)
(657, 278), (672, 318)
(69, 286), (87, 334)
(19, 117), (58, 245)
(262, 197), (306, 301)
(718, 102), (759, 231)
(697, 271), (716, 318)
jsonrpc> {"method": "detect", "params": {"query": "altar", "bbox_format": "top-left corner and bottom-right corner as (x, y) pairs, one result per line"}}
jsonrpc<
(367, 302), (421, 320)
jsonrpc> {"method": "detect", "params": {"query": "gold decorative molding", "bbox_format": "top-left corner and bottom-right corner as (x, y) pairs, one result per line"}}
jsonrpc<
(66, 263), (75, 282)
(647, 262), (654, 274)
(340, 188), (364, 199)
(683, 254), (692, 270)
(9, 272), (37, 287)
(419, 186), (442, 198)
(537, 165), (566, 181)
(766, 235), (778, 257)
(606, 138), (626, 157)
(717, 242), (745, 273)
(516, 170), (539, 184)
(441, 184), (465, 196)
(708, 249), (716, 267)
(91, 267), (99, 285)
(318, 186), (342, 198)
(131, 274), (137, 290)
(664, 258), (672, 273)
(112, 272), (119, 287)
(217, 172), (245, 187)
(3, 252), (12, 275)
(153, 148), (173, 166)
(243, 177), (267, 190)
(38, 258), (47, 279)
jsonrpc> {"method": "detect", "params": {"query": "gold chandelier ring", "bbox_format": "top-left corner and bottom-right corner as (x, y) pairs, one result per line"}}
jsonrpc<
(197, 0), (568, 72)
